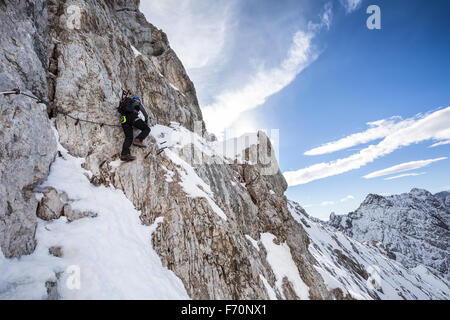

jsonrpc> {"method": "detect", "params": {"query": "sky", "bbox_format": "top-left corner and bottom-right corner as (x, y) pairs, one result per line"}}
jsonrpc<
(140, 0), (450, 220)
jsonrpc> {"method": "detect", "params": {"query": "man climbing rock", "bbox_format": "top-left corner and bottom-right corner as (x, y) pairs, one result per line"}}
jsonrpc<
(119, 95), (151, 161)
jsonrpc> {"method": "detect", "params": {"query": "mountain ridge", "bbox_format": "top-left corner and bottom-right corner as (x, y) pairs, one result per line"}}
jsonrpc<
(328, 188), (450, 280)
(0, 0), (448, 300)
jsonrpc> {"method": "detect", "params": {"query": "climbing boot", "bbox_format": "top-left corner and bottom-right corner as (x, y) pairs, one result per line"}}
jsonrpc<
(133, 138), (146, 148)
(120, 154), (136, 162)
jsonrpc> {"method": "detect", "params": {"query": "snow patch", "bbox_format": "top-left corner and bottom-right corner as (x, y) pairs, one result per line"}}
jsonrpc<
(259, 275), (277, 300)
(245, 235), (259, 251)
(260, 233), (310, 300)
(0, 127), (189, 300)
(150, 124), (227, 220)
(131, 45), (142, 57)
(288, 200), (450, 300)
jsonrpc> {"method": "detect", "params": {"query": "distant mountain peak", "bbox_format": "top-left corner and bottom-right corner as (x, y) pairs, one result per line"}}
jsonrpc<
(329, 188), (450, 280)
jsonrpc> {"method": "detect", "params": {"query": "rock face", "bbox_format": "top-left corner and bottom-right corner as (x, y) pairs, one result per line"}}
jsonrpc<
(435, 191), (450, 210)
(289, 200), (450, 300)
(0, 0), (57, 258)
(0, 0), (329, 300)
(328, 189), (450, 280)
(0, 0), (448, 300)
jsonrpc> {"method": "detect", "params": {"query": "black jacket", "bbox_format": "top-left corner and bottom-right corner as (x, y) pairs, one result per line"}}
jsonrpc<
(123, 100), (149, 123)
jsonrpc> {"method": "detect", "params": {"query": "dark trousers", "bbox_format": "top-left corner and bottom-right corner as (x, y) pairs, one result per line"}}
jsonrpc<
(121, 116), (151, 155)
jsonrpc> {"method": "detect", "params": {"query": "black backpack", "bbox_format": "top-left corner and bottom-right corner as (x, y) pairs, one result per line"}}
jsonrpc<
(117, 90), (133, 115)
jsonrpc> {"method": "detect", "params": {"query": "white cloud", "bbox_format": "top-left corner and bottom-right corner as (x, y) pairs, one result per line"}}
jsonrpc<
(140, 0), (236, 71)
(202, 2), (335, 136)
(340, 195), (355, 202)
(429, 140), (450, 148)
(141, 2), (336, 138)
(340, 0), (362, 13)
(383, 172), (426, 181)
(202, 30), (318, 136)
(364, 157), (447, 179)
(305, 194), (354, 208)
(284, 107), (450, 186)
(305, 116), (411, 156)
(308, 2), (333, 32)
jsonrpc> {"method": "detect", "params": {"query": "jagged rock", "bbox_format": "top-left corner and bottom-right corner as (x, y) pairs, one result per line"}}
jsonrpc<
(45, 272), (61, 300)
(36, 187), (97, 222)
(288, 200), (450, 299)
(36, 187), (95, 222)
(37, 188), (65, 221)
(38, 0), (330, 299)
(0, 0), (58, 258)
(48, 246), (63, 258)
(45, 280), (58, 300)
(435, 190), (450, 210)
(0, 0), (448, 300)
(63, 204), (97, 222)
(328, 188), (450, 280)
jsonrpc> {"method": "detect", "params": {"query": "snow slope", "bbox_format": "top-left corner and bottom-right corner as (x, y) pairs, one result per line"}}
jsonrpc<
(151, 123), (228, 220)
(2, 120), (448, 300)
(288, 201), (450, 300)
(328, 189), (449, 280)
(0, 127), (189, 299)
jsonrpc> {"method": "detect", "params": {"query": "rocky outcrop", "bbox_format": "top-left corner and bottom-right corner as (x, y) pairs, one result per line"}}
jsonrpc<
(41, 0), (332, 299)
(288, 200), (450, 299)
(36, 187), (96, 222)
(1, 0), (448, 300)
(0, 0), (57, 258)
(0, 0), (330, 300)
(435, 191), (450, 210)
(328, 188), (450, 280)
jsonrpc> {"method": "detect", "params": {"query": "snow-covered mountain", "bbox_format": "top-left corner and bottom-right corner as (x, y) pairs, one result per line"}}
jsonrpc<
(435, 191), (450, 209)
(288, 201), (449, 299)
(328, 189), (450, 280)
(0, 0), (448, 300)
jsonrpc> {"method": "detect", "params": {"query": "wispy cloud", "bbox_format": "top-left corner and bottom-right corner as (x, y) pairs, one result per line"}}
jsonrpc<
(339, 0), (363, 13)
(308, 2), (333, 32)
(284, 107), (450, 186)
(304, 116), (412, 156)
(364, 157), (447, 179)
(340, 195), (355, 202)
(383, 172), (426, 181)
(429, 140), (450, 148)
(202, 30), (318, 135)
(305, 195), (354, 208)
(140, 0), (236, 71)
(202, 3), (335, 136)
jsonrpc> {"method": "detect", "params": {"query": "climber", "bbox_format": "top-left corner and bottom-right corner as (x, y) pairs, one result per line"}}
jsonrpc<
(118, 95), (151, 161)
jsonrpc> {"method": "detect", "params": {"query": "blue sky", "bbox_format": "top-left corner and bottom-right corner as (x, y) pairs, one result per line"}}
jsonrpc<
(141, 0), (450, 219)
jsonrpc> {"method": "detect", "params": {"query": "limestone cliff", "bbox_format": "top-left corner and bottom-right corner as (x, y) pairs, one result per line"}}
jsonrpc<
(0, 0), (448, 300)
